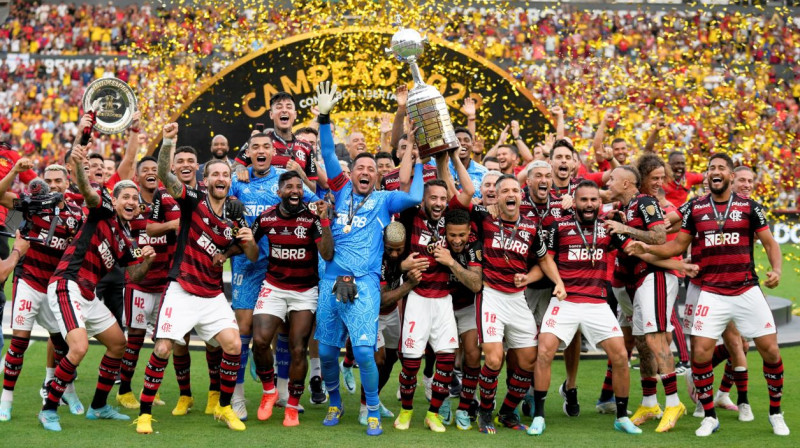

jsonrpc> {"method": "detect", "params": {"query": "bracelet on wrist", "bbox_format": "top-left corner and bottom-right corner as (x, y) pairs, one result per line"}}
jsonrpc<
(11, 248), (21, 259)
(162, 138), (175, 146)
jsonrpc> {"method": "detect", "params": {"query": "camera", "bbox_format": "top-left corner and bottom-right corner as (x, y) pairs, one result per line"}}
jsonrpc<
(1, 179), (64, 243)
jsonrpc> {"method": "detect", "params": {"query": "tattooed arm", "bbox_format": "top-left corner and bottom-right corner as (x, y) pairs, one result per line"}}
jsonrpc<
(606, 220), (667, 245)
(157, 123), (183, 199)
(70, 143), (101, 208)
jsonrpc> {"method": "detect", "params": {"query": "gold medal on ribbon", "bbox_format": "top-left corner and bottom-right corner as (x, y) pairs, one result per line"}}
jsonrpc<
(343, 224), (352, 234)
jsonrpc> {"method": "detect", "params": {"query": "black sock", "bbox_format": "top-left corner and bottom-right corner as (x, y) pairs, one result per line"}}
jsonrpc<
(533, 390), (547, 418)
(615, 396), (629, 419)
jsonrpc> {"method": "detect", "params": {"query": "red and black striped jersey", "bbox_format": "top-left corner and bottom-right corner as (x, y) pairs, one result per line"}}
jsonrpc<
(125, 195), (173, 293)
(679, 193), (768, 296)
(456, 202), (547, 293)
(676, 196), (705, 286)
(235, 130), (317, 180)
(168, 185), (247, 298)
(251, 205), (323, 292)
(50, 188), (141, 300)
(17, 198), (84, 293)
(450, 239), (483, 310)
(615, 193), (667, 288)
(398, 206), (450, 298)
(380, 254), (404, 315)
(521, 188), (566, 290)
(381, 164), (438, 191)
(547, 217), (628, 304)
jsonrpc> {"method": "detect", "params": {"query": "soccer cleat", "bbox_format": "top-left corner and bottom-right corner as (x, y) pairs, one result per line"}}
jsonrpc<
(339, 360), (356, 394)
(366, 416), (383, 436)
(171, 396), (195, 416)
(769, 413), (790, 436)
(714, 393), (738, 411)
(394, 409), (413, 430)
(655, 402), (686, 433)
(0, 401), (11, 422)
(693, 401), (705, 418)
(686, 373), (698, 403)
(38, 409), (62, 431)
(283, 407), (300, 427)
(422, 376), (433, 402)
(496, 411), (528, 431)
(153, 392), (165, 406)
(596, 397), (617, 414)
(425, 411), (447, 432)
(257, 391), (278, 421)
(559, 381), (580, 417)
(232, 397), (248, 421)
(522, 392), (535, 417)
(322, 406), (344, 426)
(478, 410), (496, 434)
(86, 405), (131, 420)
(695, 416), (720, 437)
(275, 398), (305, 413)
(134, 414), (154, 434)
(214, 404), (246, 431)
(526, 416), (545, 435)
(738, 403), (754, 422)
(205, 391), (220, 415)
(116, 392), (140, 409)
(674, 361), (691, 376)
(358, 404), (368, 426)
(309, 376), (327, 404)
(455, 409), (472, 430)
(62, 391), (85, 415)
(439, 399), (453, 425)
(631, 404), (663, 426)
(378, 402), (394, 418)
(614, 416), (642, 434)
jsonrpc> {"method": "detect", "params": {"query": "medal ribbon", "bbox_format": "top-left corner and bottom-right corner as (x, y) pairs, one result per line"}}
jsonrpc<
(711, 194), (734, 233)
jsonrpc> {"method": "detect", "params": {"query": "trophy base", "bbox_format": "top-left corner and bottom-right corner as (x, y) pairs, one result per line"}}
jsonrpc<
(417, 140), (460, 159)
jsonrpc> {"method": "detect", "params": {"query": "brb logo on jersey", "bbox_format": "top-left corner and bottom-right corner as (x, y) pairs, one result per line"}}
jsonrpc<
(567, 247), (604, 261)
(704, 232), (740, 246)
(491, 235), (529, 255)
(197, 232), (221, 256)
(271, 244), (306, 260)
(97, 240), (115, 269)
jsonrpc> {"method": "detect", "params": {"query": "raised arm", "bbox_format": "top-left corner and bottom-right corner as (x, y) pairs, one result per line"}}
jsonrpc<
(451, 149), (475, 206)
(552, 106), (565, 139)
(0, 158), (33, 208)
(314, 201), (334, 261)
(390, 84), (408, 150)
(157, 122), (183, 199)
(642, 118), (665, 154)
(315, 82), (343, 181)
(511, 120), (533, 164)
(70, 143), (101, 208)
(461, 96), (477, 138)
(116, 111), (141, 181)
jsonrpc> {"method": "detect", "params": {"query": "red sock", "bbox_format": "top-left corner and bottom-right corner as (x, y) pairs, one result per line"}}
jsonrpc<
(499, 366), (532, 415)
(428, 353), (455, 413)
(478, 365), (500, 411)
(692, 360), (715, 417)
(43, 357), (77, 411)
(257, 367), (276, 393)
(140, 353), (168, 415)
(2, 336), (30, 392)
(288, 380), (304, 408)
(206, 348), (222, 392)
(399, 357), (421, 410)
(119, 334), (144, 394)
(458, 365), (480, 411)
(763, 358), (783, 415)
(173, 353), (192, 397)
(219, 351), (240, 407)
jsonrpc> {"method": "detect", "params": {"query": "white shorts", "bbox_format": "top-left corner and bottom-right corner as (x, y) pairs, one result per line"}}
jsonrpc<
(478, 286), (538, 349)
(11, 278), (60, 333)
(540, 298), (623, 350)
(690, 286), (776, 340)
(683, 282), (701, 332)
(632, 272), (678, 336)
(155, 281), (238, 347)
(124, 287), (162, 330)
(377, 307), (401, 350)
(400, 290), (458, 357)
(524, 286), (553, 328)
(48, 280), (118, 338)
(455, 304), (478, 336)
(612, 286), (634, 328)
(253, 281), (318, 321)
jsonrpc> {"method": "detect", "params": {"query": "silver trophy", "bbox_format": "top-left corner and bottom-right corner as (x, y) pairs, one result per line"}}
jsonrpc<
(81, 77), (138, 134)
(386, 26), (459, 158)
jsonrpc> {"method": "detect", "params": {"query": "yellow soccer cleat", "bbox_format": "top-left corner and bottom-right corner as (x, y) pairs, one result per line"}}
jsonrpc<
(172, 396), (195, 416)
(394, 409), (413, 430)
(214, 404), (246, 431)
(134, 414), (155, 434)
(153, 392), (165, 406)
(116, 392), (140, 409)
(655, 403), (686, 433)
(425, 411), (447, 433)
(205, 391), (220, 415)
(631, 405), (664, 426)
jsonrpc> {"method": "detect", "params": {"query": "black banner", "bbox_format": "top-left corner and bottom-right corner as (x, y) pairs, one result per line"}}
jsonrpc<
(171, 27), (552, 161)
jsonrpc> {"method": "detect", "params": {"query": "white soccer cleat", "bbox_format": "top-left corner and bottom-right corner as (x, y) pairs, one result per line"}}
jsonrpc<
(714, 392), (738, 411)
(693, 401), (705, 418)
(695, 416), (720, 437)
(738, 403), (754, 422)
(769, 413), (790, 436)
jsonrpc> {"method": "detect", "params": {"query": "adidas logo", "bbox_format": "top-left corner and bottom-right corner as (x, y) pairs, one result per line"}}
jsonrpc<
(203, 217), (210, 224)
(269, 228), (276, 235)
(765, 322), (773, 329)
(646, 321), (653, 327)
(172, 205), (180, 211)
(359, 334), (368, 341)
(449, 337), (457, 344)
(701, 215), (709, 220)
(567, 229), (576, 235)
(612, 326), (619, 332)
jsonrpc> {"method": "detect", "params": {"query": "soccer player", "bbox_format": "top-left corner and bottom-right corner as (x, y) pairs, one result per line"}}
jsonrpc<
(394, 150), (474, 433)
(433, 208), (483, 430)
(381, 133), (437, 191)
(605, 166), (684, 433)
(227, 132), (318, 419)
(448, 127), (487, 199)
(626, 153), (788, 436)
(0, 160), (84, 422)
(313, 81), (424, 436)
(733, 166), (755, 198)
(135, 123), (248, 434)
(453, 173), (566, 434)
(532, 180), (640, 435)
(241, 171), (332, 427)
(115, 156), (175, 410)
(376, 151), (396, 178)
(41, 143), (156, 431)
(478, 171), (502, 206)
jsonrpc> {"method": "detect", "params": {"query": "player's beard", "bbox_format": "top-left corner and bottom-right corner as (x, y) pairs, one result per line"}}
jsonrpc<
(577, 207), (598, 224)
(709, 178), (730, 196)
(281, 197), (304, 214)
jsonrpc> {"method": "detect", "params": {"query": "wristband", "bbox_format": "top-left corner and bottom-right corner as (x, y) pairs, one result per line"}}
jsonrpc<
(320, 219), (331, 227)
(11, 248), (21, 259)
(317, 113), (331, 125)
(514, 136), (522, 141)
(467, 116), (476, 121)
(162, 138), (175, 146)
(129, 127), (140, 133)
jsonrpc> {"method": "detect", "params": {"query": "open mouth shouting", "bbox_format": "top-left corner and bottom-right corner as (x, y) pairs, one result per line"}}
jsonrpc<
(709, 175), (725, 192)
(504, 197), (518, 213)
(122, 203), (136, 220)
(556, 164), (570, 179)
(144, 174), (157, 186)
(428, 205), (444, 220)
(278, 113), (291, 127)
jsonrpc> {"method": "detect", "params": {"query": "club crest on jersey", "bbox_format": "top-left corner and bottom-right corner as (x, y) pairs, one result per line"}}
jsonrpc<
(294, 226), (307, 239)
(224, 227), (233, 239)
(66, 217), (77, 228)
(518, 230), (530, 243)
(729, 210), (743, 222)
(551, 208), (562, 218)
